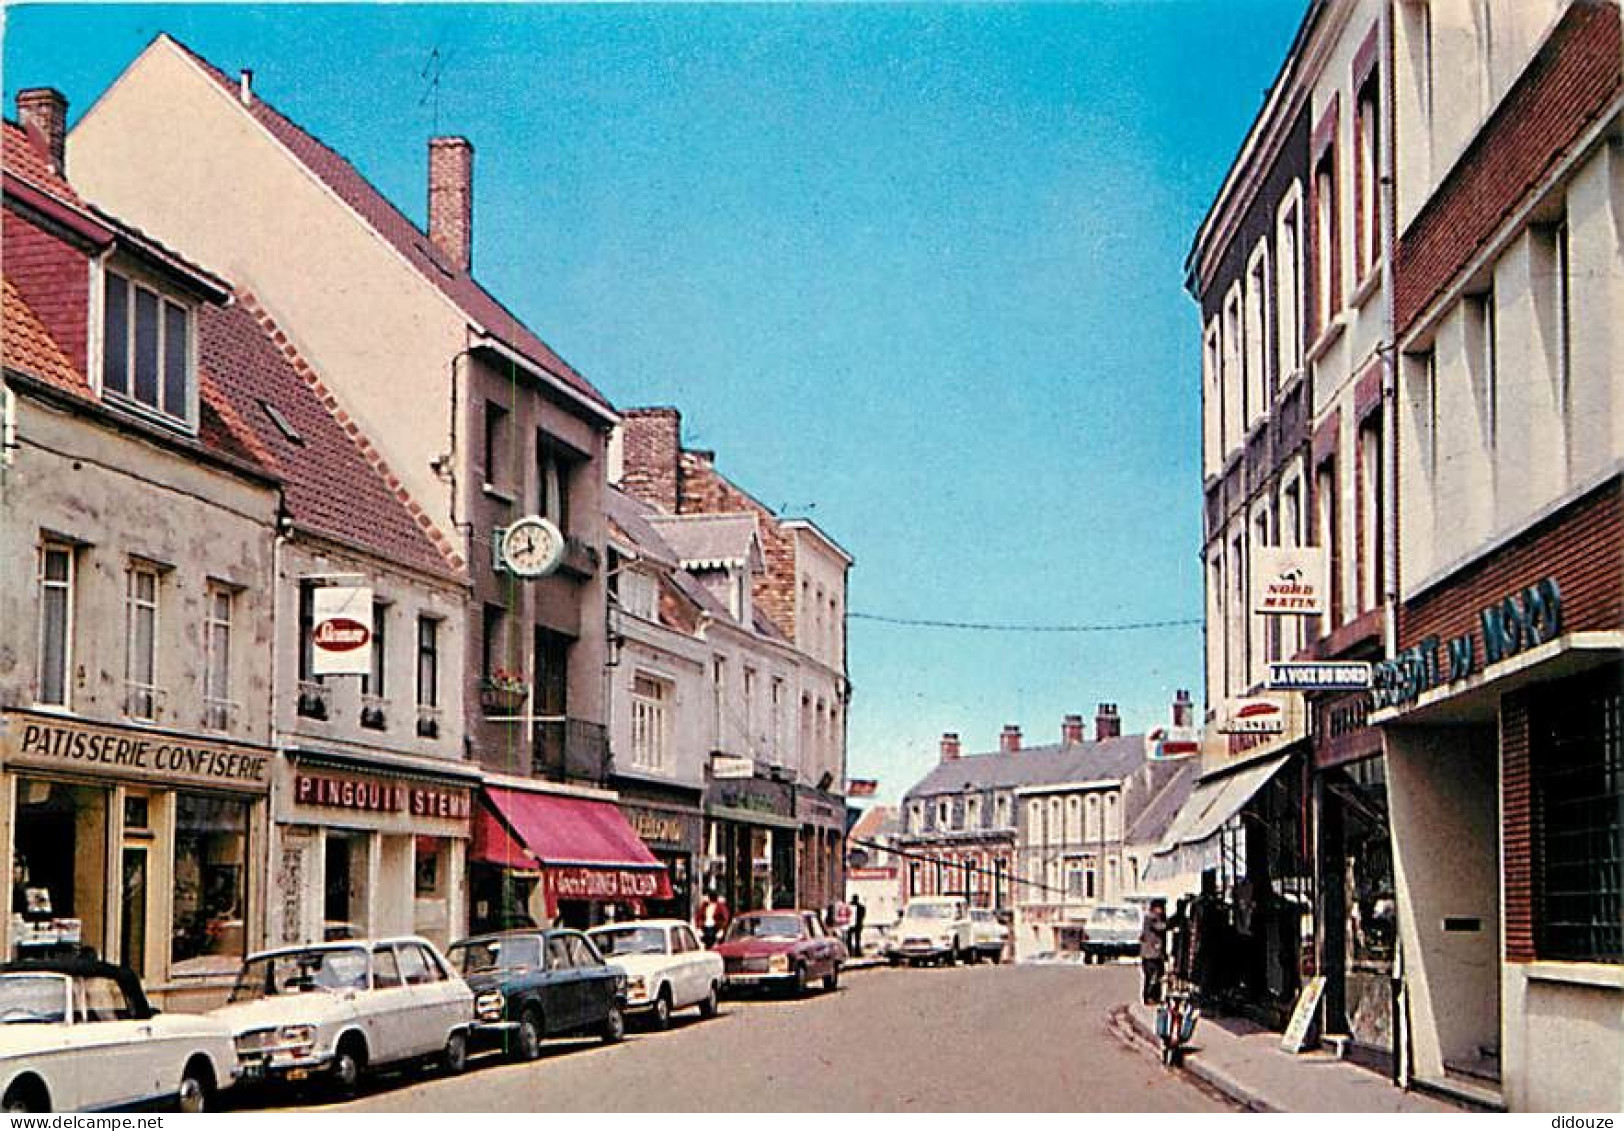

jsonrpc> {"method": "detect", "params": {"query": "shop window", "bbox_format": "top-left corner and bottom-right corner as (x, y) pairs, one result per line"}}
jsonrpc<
(36, 541), (74, 707)
(203, 583), (234, 731)
(171, 793), (249, 976)
(12, 779), (109, 958)
(124, 564), (162, 721)
(415, 840), (444, 898)
(1533, 674), (1623, 964)
(631, 672), (671, 772)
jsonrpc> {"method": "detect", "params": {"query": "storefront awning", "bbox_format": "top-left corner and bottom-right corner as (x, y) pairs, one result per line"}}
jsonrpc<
(1152, 752), (1292, 858)
(472, 787), (673, 904)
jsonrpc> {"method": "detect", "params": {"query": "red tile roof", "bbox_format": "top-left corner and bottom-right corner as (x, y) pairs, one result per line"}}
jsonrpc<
(167, 37), (614, 419)
(1, 120), (78, 203)
(199, 293), (464, 578)
(1, 276), (87, 395)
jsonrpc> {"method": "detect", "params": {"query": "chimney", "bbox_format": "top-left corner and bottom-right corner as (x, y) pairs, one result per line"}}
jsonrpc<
(1095, 703), (1121, 742)
(17, 88), (67, 176)
(619, 407), (683, 513)
(238, 69), (254, 106)
(939, 732), (961, 762)
(427, 136), (474, 272)
(1172, 688), (1194, 728)
(1061, 714), (1085, 745)
(999, 724), (1022, 753)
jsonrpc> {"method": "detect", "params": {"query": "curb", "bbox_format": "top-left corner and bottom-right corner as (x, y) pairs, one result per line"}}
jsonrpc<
(1119, 1003), (1277, 1113)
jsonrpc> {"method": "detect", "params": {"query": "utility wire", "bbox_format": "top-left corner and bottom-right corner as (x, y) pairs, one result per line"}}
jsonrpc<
(848, 612), (1201, 634)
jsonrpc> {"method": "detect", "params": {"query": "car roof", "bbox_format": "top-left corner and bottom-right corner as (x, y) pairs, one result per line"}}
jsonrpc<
(450, 928), (583, 946)
(586, 919), (687, 931)
(245, 935), (435, 960)
(2, 956), (133, 981)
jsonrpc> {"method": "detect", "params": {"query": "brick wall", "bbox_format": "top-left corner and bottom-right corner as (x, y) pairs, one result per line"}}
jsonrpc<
(1394, 3), (1623, 338)
(619, 407), (682, 513)
(1398, 475), (1624, 649)
(3, 206), (89, 374)
(678, 450), (798, 639)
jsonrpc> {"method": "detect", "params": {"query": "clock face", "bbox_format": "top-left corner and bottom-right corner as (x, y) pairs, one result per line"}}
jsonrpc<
(500, 516), (565, 578)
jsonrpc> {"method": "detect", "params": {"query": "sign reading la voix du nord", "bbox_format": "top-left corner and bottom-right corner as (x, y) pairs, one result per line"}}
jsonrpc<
(312, 584), (373, 677)
(1267, 661), (1373, 692)
(1252, 547), (1328, 618)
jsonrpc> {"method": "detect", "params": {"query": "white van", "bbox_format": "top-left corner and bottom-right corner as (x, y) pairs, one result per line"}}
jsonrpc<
(889, 897), (974, 966)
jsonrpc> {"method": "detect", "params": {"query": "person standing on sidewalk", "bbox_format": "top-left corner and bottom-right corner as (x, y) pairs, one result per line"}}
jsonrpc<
(697, 890), (731, 948)
(1140, 898), (1169, 1005)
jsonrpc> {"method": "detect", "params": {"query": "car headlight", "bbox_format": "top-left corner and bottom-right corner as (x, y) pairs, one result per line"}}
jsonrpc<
(626, 975), (647, 999)
(475, 991), (504, 1021)
(274, 1025), (316, 1057)
(768, 954), (790, 974)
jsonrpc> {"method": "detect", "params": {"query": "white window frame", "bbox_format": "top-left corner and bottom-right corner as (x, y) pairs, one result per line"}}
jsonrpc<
(1203, 319), (1223, 476)
(94, 263), (199, 434)
(203, 582), (235, 731)
(630, 671), (672, 772)
(36, 541), (75, 708)
(124, 562), (162, 721)
(1359, 417), (1383, 614)
(1276, 184), (1305, 377)
(1245, 240), (1271, 422)
(1223, 283), (1244, 452)
(1355, 82), (1380, 282)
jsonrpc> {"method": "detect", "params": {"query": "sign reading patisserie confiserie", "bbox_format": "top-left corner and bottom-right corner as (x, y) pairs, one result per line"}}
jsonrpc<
(0, 712), (271, 792)
(311, 585), (373, 677)
(294, 771), (470, 819)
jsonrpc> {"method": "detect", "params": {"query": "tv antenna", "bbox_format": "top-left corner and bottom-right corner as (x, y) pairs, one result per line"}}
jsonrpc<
(419, 45), (451, 134)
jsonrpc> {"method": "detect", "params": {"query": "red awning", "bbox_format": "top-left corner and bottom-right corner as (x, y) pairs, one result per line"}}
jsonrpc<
(472, 787), (672, 905)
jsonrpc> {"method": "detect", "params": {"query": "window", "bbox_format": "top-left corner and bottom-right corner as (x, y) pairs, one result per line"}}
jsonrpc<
(1313, 144), (1340, 334)
(1203, 321), (1223, 474)
(36, 541), (74, 706)
(536, 440), (572, 534)
(1555, 220), (1571, 422)
(1245, 243), (1271, 415)
(483, 400), (509, 490)
(1084, 795), (1100, 841)
(417, 616), (440, 708)
(1225, 288), (1244, 446)
(1277, 193), (1304, 374)
(1256, 507), (1277, 665)
(297, 581), (319, 683)
(770, 677), (785, 757)
(620, 569), (657, 620)
(171, 793), (249, 974)
(1316, 458), (1341, 631)
(400, 944), (440, 985)
(631, 672), (671, 771)
(481, 603), (505, 681)
(372, 946), (403, 989)
(361, 600), (387, 698)
(1229, 532), (1247, 694)
(1354, 74), (1380, 281)
(124, 564), (160, 721)
(1531, 671), (1622, 963)
(203, 584), (233, 730)
(1468, 289), (1497, 448)
(712, 656), (727, 749)
(566, 935), (602, 967)
(1358, 415), (1384, 614)
(742, 667), (758, 746)
(101, 269), (193, 428)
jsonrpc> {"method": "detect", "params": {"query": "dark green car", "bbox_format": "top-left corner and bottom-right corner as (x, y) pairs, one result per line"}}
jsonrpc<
(447, 930), (627, 1061)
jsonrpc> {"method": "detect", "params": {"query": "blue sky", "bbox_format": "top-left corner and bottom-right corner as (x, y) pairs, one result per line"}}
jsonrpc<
(4, 2), (1303, 804)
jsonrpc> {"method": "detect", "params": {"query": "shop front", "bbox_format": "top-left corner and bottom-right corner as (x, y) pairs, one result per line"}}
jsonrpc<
(471, 782), (672, 932)
(617, 793), (704, 923)
(0, 711), (272, 1010)
(272, 751), (476, 951)
(703, 775), (797, 913)
(795, 787), (846, 915)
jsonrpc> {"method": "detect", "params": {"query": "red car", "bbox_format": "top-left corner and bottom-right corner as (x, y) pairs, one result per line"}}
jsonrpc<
(715, 910), (846, 996)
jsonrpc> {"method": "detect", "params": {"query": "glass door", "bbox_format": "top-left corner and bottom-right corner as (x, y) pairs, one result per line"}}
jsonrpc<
(120, 845), (148, 974)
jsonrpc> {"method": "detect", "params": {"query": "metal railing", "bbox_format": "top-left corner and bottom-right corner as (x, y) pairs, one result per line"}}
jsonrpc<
(531, 717), (609, 784)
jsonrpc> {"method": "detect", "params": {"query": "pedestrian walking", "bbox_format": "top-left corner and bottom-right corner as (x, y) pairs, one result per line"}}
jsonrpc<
(697, 890), (731, 948)
(848, 894), (866, 955)
(1140, 897), (1169, 1005)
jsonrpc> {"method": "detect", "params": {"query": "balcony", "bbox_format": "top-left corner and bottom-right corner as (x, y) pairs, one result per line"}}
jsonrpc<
(360, 694), (388, 731)
(416, 704), (442, 739)
(296, 680), (330, 721)
(531, 717), (609, 785)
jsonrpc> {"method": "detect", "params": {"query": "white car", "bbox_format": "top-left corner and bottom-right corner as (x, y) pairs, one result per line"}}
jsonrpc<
(213, 937), (473, 1095)
(890, 897), (974, 966)
(969, 908), (1010, 963)
(0, 958), (238, 1113)
(588, 920), (724, 1029)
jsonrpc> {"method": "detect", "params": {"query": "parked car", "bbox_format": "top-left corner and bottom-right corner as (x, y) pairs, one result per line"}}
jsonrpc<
(890, 897), (974, 966)
(0, 957), (238, 1113)
(587, 920), (723, 1029)
(715, 910), (845, 996)
(1079, 904), (1144, 963)
(213, 937), (472, 1095)
(969, 908), (1010, 963)
(447, 929), (627, 1060)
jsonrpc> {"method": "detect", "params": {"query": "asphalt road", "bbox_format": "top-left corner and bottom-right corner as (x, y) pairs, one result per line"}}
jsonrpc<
(272, 962), (1231, 1112)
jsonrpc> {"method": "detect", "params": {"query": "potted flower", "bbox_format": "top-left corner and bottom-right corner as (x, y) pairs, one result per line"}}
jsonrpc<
(480, 667), (529, 712)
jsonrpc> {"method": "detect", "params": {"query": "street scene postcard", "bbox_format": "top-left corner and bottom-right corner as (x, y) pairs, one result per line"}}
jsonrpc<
(0, 0), (1620, 1117)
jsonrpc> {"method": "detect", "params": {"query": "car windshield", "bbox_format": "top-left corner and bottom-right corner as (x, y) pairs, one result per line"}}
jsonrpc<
(903, 904), (954, 920)
(725, 915), (804, 942)
(230, 947), (370, 1001)
(0, 974), (68, 1024)
(1088, 907), (1140, 925)
(590, 927), (667, 957)
(448, 937), (543, 975)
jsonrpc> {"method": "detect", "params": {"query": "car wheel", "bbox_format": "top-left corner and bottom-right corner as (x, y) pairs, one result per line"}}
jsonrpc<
(698, 984), (719, 1019)
(442, 1030), (469, 1075)
(949, 943), (961, 966)
(600, 1004), (625, 1044)
(822, 966), (839, 992)
(516, 1007), (544, 1061)
(651, 988), (672, 1031)
(3, 1078), (47, 1113)
(330, 1036), (366, 1098)
(176, 1058), (214, 1113)
(792, 963), (810, 997)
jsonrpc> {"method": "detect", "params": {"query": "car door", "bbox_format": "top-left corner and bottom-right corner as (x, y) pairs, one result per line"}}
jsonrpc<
(69, 974), (159, 1110)
(403, 942), (468, 1049)
(544, 934), (581, 1031)
(366, 945), (417, 1063)
(671, 925), (704, 1007)
(564, 934), (611, 1029)
(800, 913), (830, 975)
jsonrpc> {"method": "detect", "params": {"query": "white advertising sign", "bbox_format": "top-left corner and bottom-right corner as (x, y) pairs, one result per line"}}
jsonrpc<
(1252, 546), (1328, 617)
(1217, 697), (1286, 735)
(311, 585), (373, 676)
(710, 755), (755, 780)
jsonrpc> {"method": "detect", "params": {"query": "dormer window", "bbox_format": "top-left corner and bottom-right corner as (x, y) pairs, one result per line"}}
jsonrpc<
(101, 268), (195, 430)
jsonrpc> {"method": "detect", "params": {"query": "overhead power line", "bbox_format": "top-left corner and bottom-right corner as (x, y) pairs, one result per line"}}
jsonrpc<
(848, 612), (1202, 634)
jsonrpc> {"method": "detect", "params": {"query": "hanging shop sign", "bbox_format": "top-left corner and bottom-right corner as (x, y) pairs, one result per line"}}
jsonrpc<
(1145, 725), (1201, 760)
(311, 585), (373, 676)
(0, 711), (271, 792)
(293, 771), (470, 819)
(710, 755), (755, 780)
(1373, 577), (1562, 709)
(1252, 547), (1328, 617)
(1267, 661), (1373, 692)
(1216, 698), (1286, 735)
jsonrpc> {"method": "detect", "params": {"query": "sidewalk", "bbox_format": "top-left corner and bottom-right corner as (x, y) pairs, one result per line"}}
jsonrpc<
(1117, 1000), (1464, 1113)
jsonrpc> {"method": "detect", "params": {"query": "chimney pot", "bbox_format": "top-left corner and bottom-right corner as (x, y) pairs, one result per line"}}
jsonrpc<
(1094, 702), (1122, 742)
(999, 724), (1022, 753)
(16, 88), (67, 176)
(428, 136), (474, 273)
(1061, 714), (1085, 745)
(939, 732), (961, 762)
(1172, 688), (1195, 729)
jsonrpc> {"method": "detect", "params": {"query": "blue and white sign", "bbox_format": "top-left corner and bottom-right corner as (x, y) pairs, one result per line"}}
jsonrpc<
(1267, 661), (1373, 692)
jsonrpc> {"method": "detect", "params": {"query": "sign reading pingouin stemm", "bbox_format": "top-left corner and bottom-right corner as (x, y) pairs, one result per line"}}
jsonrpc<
(1252, 547), (1328, 617)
